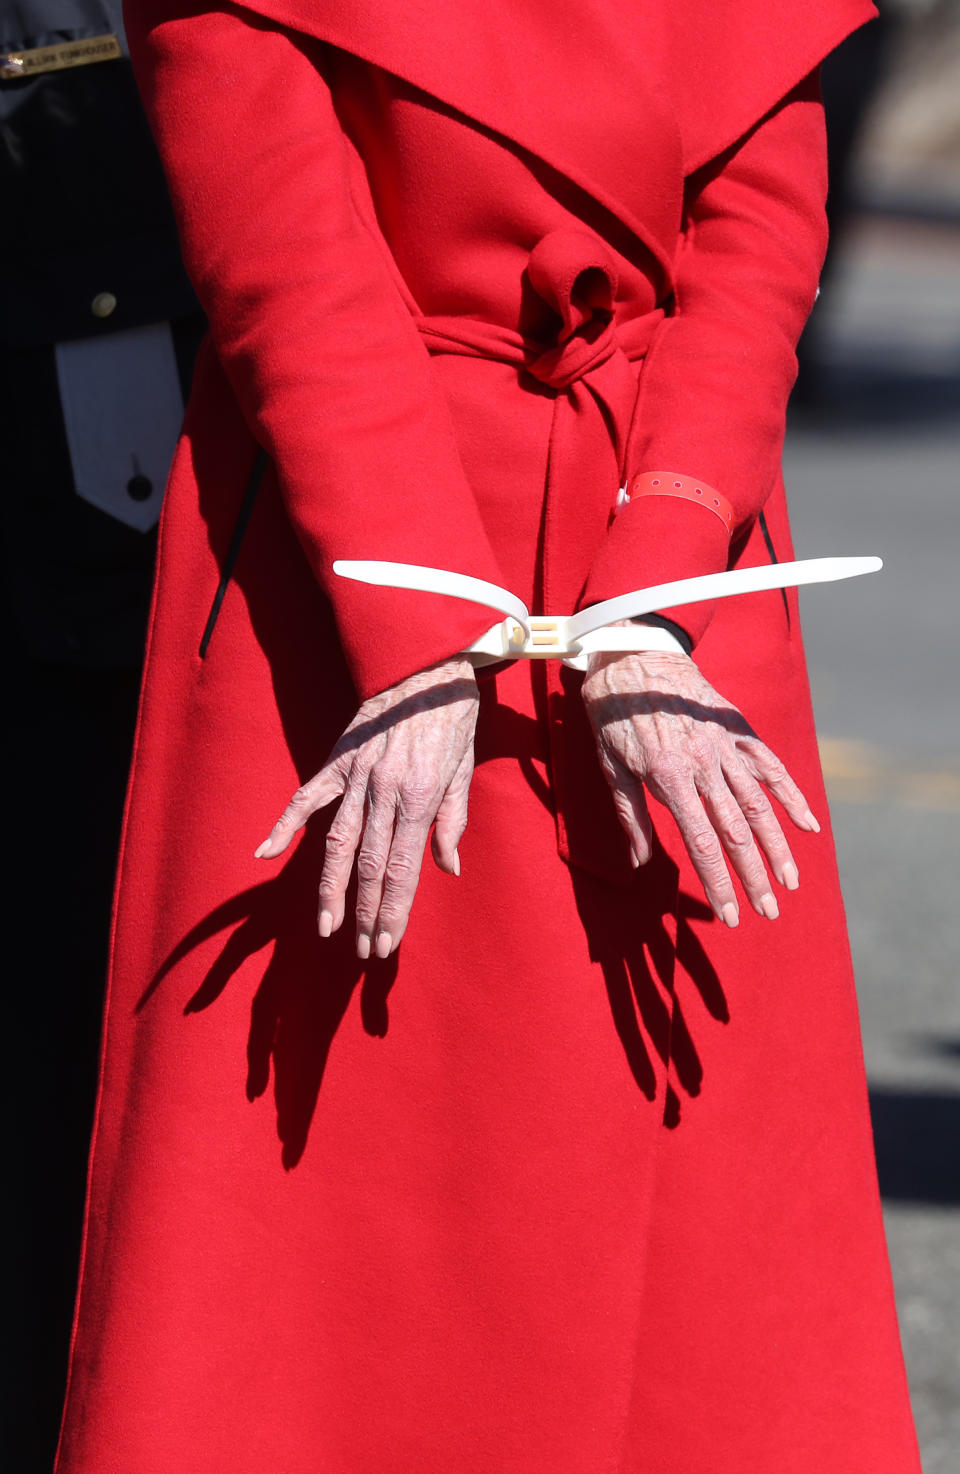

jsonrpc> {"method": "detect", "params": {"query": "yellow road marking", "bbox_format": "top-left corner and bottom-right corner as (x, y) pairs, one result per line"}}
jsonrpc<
(818, 738), (960, 813)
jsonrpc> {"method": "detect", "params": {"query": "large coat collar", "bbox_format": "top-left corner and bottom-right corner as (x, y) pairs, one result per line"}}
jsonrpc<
(231, 0), (874, 280)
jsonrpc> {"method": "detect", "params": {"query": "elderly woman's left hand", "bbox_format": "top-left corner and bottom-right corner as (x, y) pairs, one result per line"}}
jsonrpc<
(254, 655), (479, 958)
(582, 644), (820, 926)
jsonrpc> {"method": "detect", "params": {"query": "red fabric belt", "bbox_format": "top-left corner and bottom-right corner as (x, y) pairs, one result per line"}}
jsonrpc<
(414, 226), (663, 479)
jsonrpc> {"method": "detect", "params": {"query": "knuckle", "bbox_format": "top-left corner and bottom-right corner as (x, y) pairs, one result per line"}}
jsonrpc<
(647, 754), (688, 788)
(356, 850), (384, 885)
(739, 791), (772, 822)
(686, 737), (715, 770)
(384, 850), (419, 885)
(722, 817), (752, 849)
(324, 827), (352, 858)
(273, 806), (301, 832)
(688, 827), (720, 862)
(398, 779), (436, 820)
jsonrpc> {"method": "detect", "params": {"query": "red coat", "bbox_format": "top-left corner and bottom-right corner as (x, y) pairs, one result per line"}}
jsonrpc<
(58, 2), (919, 1470)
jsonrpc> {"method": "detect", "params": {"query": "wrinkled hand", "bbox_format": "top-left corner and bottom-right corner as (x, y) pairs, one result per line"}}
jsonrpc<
(582, 641), (820, 926)
(255, 657), (479, 958)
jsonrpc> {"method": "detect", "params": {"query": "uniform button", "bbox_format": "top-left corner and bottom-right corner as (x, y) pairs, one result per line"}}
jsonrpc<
(91, 291), (118, 318)
(127, 474), (153, 501)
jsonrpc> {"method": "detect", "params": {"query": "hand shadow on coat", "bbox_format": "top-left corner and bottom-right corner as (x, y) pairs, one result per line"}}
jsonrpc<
(554, 659), (732, 1129)
(137, 671), (519, 1174)
(139, 818), (396, 1171)
(567, 837), (730, 1131)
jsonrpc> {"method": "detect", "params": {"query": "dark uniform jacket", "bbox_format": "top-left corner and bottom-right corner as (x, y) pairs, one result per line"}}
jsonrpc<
(0, 0), (203, 665)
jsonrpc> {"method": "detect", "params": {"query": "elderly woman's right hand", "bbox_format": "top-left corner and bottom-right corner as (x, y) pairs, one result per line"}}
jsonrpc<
(255, 656), (479, 959)
(582, 644), (820, 926)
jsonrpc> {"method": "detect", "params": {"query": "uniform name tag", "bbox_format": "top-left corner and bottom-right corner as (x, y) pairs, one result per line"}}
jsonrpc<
(0, 34), (122, 80)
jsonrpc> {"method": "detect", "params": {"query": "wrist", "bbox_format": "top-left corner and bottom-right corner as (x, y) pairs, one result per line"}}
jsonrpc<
(630, 613), (693, 656)
(436, 653), (479, 679)
(604, 617), (691, 655)
(586, 633), (692, 680)
(628, 619), (689, 657)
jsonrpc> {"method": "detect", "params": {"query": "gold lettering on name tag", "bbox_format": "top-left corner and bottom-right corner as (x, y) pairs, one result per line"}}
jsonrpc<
(0, 34), (122, 79)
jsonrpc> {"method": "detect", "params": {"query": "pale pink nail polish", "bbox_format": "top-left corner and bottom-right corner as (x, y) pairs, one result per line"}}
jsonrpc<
(356, 935), (371, 960)
(318, 910), (333, 938)
(254, 840), (271, 859)
(629, 847), (641, 869)
(375, 932), (392, 959)
(804, 809), (821, 833)
(781, 861), (799, 891)
(453, 848), (461, 877)
(759, 892), (779, 920)
(721, 902), (739, 929)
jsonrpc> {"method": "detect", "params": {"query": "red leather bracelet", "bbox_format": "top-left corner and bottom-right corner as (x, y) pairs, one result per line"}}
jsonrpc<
(620, 471), (734, 532)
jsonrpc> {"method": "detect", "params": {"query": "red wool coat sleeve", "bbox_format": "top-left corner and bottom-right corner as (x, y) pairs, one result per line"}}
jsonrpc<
(125, 0), (508, 700)
(581, 73), (828, 644)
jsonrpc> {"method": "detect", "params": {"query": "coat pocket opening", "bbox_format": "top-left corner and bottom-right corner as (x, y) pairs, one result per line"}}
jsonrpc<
(198, 446), (269, 658)
(757, 508), (790, 629)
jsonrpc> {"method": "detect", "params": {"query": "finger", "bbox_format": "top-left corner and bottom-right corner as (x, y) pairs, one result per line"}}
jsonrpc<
(721, 758), (800, 893)
(599, 748), (654, 867)
(698, 769), (780, 920)
(431, 748), (474, 875)
(738, 738), (820, 833)
(255, 756), (348, 859)
(317, 771), (367, 937)
(354, 775), (396, 959)
(647, 772), (739, 927)
(374, 815), (433, 955)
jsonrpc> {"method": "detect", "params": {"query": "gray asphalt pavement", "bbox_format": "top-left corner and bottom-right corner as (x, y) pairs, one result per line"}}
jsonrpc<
(785, 213), (959, 1471)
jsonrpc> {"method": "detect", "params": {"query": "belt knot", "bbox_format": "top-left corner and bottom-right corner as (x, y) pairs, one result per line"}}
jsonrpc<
(525, 228), (621, 390)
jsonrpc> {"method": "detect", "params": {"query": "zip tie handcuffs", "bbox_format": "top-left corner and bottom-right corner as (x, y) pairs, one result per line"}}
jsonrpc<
(332, 555), (882, 668)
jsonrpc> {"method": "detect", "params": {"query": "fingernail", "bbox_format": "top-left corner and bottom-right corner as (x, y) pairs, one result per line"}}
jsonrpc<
(804, 809), (821, 833)
(452, 848), (461, 877)
(318, 910), (333, 938)
(781, 861), (799, 891)
(759, 892), (779, 920)
(629, 847), (641, 869)
(356, 935), (371, 960)
(375, 932), (392, 959)
(254, 839), (271, 859)
(721, 902), (739, 929)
